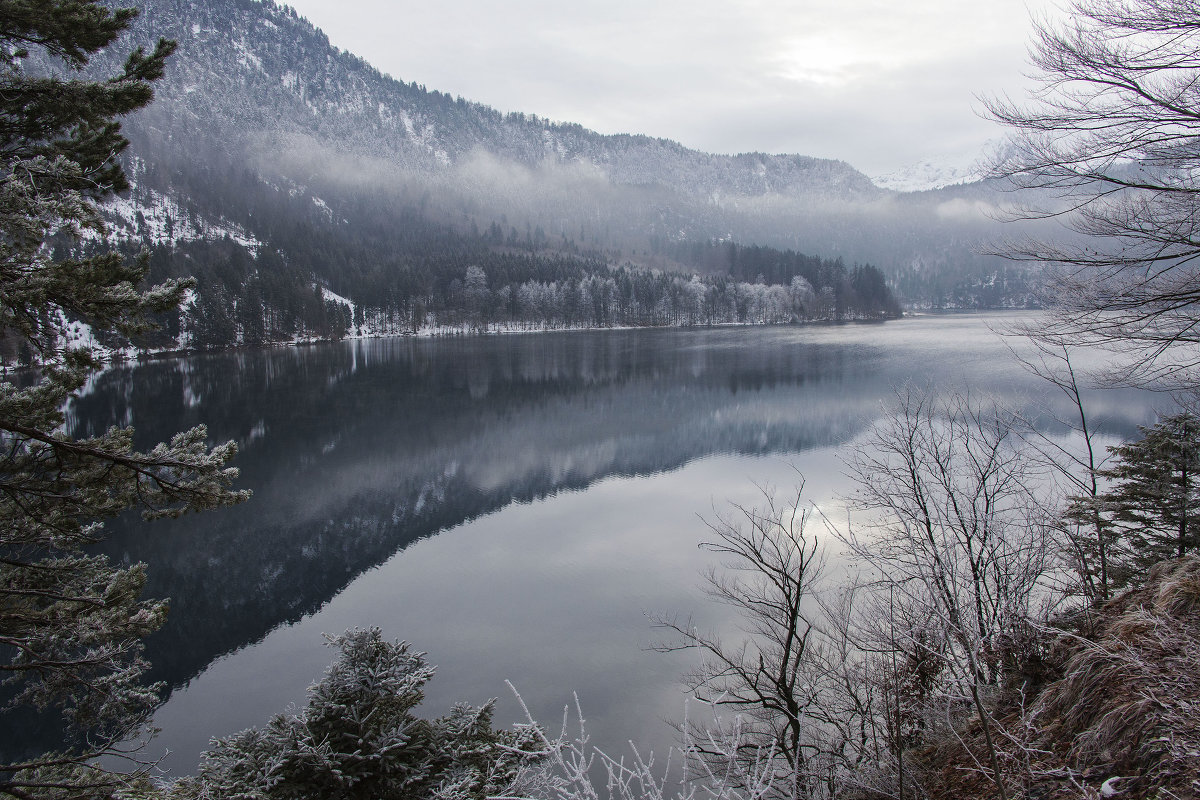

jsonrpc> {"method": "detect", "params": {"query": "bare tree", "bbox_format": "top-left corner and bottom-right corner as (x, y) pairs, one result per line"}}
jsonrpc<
(842, 387), (1054, 800)
(985, 0), (1200, 382)
(651, 485), (888, 800)
(1002, 334), (1119, 601)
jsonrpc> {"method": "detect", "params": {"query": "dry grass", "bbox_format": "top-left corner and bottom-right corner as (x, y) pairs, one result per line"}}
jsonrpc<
(1028, 556), (1200, 799)
(907, 556), (1200, 800)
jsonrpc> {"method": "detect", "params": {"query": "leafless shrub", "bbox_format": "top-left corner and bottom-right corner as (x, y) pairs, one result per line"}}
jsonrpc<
(498, 685), (803, 800)
(647, 483), (898, 800)
(841, 386), (1058, 800)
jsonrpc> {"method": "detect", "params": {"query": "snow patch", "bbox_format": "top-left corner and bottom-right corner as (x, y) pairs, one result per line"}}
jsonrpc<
(377, 102), (398, 130)
(280, 70), (301, 96)
(102, 186), (262, 250)
(396, 110), (448, 164)
(232, 38), (264, 73)
(319, 286), (357, 330)
(312, 195), (334, 220)
(59, 314), (100, 353)
(52, 309), (139, 363)
(320, 286), (354, 315)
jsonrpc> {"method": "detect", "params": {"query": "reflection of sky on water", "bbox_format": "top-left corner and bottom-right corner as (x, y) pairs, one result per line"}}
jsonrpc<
(147, 452), (852, 779)
(12, 313), (1165, 774)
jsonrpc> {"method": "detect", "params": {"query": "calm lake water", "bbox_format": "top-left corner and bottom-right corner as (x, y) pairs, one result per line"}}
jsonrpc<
(6, 314), (1168, 776)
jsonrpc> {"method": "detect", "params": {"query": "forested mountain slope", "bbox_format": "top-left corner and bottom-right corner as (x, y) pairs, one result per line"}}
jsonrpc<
(110, 0), (881, 199)
(57, 0), (1037, 353)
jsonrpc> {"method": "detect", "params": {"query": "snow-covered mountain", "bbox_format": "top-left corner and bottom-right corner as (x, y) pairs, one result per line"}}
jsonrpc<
(870, 138), (1025, 193)
(100, 0), (882, 206)
(870, 146), (991, 192)
(65, 0), (1038, 345)
(872, 157), (985, 193)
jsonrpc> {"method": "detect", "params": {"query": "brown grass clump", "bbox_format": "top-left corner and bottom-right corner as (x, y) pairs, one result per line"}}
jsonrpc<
(905, 557), (1200, 800)
(1025, 556), (1200, 799)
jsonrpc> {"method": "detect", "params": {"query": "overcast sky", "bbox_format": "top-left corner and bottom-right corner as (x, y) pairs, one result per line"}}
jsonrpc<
(280, 0), (1058, 177)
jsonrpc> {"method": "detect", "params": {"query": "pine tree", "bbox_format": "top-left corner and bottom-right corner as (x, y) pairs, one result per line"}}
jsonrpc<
(0, 4), (248, 798)
(1070, 412), (1200, 585)
(168, 630), (545, 800)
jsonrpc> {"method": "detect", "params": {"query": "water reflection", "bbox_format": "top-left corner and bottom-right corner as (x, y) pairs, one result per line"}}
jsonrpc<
(77, 327), (901, 691)
(3, 315), (1165, 769)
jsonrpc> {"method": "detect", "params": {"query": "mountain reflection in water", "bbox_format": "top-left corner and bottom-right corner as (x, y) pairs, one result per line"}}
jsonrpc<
(3, 316), (1163, 771)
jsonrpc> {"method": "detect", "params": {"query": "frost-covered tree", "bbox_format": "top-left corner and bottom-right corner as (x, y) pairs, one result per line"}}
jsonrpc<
(169, 629), (545, 800)
(463, 264), (490, 329)
(0, 4), (246, 798)
(843, 388), (1052, 800)
(986, 0), (1200, 381)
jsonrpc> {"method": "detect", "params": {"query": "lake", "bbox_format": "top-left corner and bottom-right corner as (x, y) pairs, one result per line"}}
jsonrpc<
(6, 313), (1167, 777)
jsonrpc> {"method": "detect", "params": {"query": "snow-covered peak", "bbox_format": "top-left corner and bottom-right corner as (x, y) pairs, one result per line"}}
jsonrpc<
(870, 140), (1005, 193)
(872, 160), (982, 193)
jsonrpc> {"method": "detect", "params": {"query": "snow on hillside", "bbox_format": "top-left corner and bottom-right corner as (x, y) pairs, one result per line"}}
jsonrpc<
(101, 186), (262, 250)
(320, 286), (355, 319)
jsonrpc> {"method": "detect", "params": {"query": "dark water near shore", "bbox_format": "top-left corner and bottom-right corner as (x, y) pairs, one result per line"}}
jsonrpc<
(5, 314), (1169, 776)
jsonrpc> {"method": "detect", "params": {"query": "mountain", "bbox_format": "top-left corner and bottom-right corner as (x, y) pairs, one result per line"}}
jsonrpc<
(96, 0), (888, 248)
(871, 154), (987, 193)
(49, 0), (1037, 352)
(108, 0), (882, 200)
(870, 138), (1026, 193)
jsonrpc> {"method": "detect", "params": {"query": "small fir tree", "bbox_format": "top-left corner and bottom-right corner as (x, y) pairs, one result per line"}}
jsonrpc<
(169, 629), (546, 800)
(1069, 412), (1200, 585)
